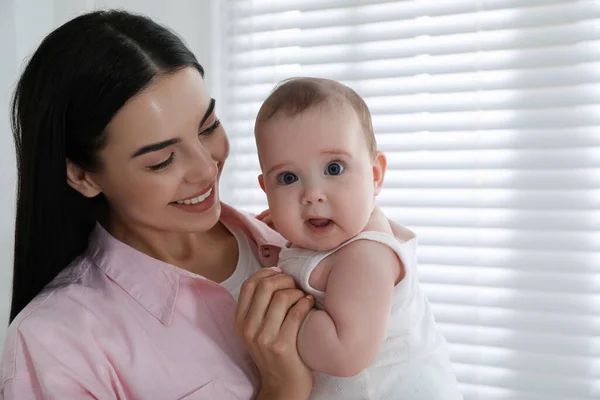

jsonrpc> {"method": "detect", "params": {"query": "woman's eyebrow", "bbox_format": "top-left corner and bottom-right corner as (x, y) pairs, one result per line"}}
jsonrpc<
(200, 98), (216, 127)
(131, 138), (181, 158)
(130, 98), (216, 158)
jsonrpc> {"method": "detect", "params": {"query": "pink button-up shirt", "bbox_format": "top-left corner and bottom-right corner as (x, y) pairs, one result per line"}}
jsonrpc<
(0, 203), (284, 400)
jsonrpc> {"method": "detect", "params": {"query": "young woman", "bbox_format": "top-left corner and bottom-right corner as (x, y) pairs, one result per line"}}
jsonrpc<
(0, 10), (314, 399)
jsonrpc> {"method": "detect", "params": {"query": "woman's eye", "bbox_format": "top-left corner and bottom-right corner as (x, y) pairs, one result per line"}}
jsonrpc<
(325, 162), (344, 176)
(278, 172), (298, 185)
(200, 119), (221, 136)
(148, 153), (175, 171)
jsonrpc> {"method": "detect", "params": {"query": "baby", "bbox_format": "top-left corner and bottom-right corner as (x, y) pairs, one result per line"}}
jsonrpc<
(254, 77), (463, 399)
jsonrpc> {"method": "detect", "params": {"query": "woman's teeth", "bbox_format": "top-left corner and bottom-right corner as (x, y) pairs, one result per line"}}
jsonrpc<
(176, 188), (213, 205)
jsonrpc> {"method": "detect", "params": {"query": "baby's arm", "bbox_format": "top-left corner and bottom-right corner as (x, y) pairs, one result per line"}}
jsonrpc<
(296, 227), (402, 377)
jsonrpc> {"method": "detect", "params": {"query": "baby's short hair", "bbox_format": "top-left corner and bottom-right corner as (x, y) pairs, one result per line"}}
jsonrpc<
(255, 77), (377, 157)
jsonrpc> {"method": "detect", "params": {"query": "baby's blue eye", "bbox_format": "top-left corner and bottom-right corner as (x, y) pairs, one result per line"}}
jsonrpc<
(325, 162), (344, 176)
(278, 172), (298, 185)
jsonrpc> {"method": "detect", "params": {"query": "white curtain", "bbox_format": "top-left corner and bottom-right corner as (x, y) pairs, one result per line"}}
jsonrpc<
(218, 1), (600, 399)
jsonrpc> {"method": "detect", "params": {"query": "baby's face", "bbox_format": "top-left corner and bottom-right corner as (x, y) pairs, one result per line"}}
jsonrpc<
(256, 104), (382, 251)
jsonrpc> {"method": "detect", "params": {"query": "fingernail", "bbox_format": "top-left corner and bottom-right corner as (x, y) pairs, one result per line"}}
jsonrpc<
(270, 267), (282, 272)
(306, 295), (314, 300)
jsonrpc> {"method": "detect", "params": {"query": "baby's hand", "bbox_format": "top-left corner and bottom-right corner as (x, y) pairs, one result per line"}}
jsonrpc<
(256, 209), (276, 230)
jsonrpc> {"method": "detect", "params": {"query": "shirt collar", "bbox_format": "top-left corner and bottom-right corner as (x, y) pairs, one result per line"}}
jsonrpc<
(220, 203), (286, 267)
(87, 203), (285, 324)
(87, 224), (183, 325)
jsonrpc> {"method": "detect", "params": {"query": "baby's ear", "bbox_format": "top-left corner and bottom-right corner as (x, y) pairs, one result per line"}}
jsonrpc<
(372, 152), (387, 196)
(258, 174), (266, 192)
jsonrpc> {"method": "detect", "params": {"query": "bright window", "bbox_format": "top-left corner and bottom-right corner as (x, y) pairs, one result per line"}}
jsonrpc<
(218, 1), (600, 398)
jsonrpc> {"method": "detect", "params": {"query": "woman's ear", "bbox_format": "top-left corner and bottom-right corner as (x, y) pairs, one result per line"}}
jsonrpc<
(258, 174), (266, 192)
(372, 152), (387, 196)
(66, 159), (102, 198)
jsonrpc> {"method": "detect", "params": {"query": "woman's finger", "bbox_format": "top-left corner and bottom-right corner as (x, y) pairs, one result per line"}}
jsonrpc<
(235, 272), (297, 339)
(241, 274), (297, 338)
(263, 216), (274, 230)
(278, 295), (315, 346)
(255, 209), (277, 230)
(235, 268), (279, 334)
(256, 288), (305, 340)
(256, 209), (270, 221)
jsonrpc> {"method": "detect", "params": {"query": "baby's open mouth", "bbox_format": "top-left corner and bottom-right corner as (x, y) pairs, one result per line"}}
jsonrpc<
(307, 219), (332, 228)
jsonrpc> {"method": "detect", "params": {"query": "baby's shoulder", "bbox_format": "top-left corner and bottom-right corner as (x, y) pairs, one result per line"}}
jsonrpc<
(329, 231), (399, 266)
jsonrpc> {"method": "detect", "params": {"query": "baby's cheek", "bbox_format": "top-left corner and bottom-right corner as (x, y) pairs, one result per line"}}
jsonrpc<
(268, 193), (285, 213)
(343, 196), (372, 228)
(343, 195), (362, 208)
(270, 204), (291, 229)
(275, 220), (301, 244)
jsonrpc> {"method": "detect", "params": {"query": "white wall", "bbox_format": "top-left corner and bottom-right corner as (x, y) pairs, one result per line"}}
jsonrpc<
(0, 0), (18, 352)
(0, 0), (216, 353)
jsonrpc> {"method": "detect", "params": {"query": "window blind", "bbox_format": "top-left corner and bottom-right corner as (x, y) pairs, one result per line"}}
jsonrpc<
(217, 1), (600, 399)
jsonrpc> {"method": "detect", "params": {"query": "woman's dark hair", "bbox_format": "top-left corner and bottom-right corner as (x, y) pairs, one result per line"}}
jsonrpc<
(9, 10), (204, 322)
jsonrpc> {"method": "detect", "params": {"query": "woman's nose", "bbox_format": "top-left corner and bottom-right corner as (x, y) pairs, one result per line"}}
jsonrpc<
(185, 144), (217, 184)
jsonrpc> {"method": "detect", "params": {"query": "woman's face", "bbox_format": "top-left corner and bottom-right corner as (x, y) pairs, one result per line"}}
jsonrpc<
(89, 67), (229, 234)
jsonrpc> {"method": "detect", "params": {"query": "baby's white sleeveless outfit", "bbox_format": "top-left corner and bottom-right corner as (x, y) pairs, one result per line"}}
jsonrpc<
(278, 230), (463, 400)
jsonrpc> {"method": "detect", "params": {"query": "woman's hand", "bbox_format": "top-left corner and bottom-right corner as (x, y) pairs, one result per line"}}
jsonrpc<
(256, 209), (275, 230)
(235, 268), (314, 400)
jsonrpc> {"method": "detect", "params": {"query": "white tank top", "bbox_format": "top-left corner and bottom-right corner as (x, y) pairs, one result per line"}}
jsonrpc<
(220, 221), (263, 301)
(278, 231), (463, 400)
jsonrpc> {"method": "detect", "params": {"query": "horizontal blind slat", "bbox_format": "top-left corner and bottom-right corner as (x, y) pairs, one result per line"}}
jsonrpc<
(231, 5), (591, 52)
(228, 108), (600, 133)
(229, 0), (570, 18)
(458, 381), (587, 400)
(425, 286), (599, 316)
(420, 265), (600, 294)
(224, 200), (600, 229)
(417, 246), (600, 274)
(229, 169), (600, 190)
(451, 362), (599, 398)
(229, 148), (600, 169)
(228, 127), (600, 151)
(228, 84), (600, 120)
(228, 41), (600, 84)
(225, 62), (600, 103)
(230, 20), (600, 68)
(227, 187), (600, 209)
(228, 1), (593, 35)
(448, 345), (600, 380)
(434, 305), (600, 337)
